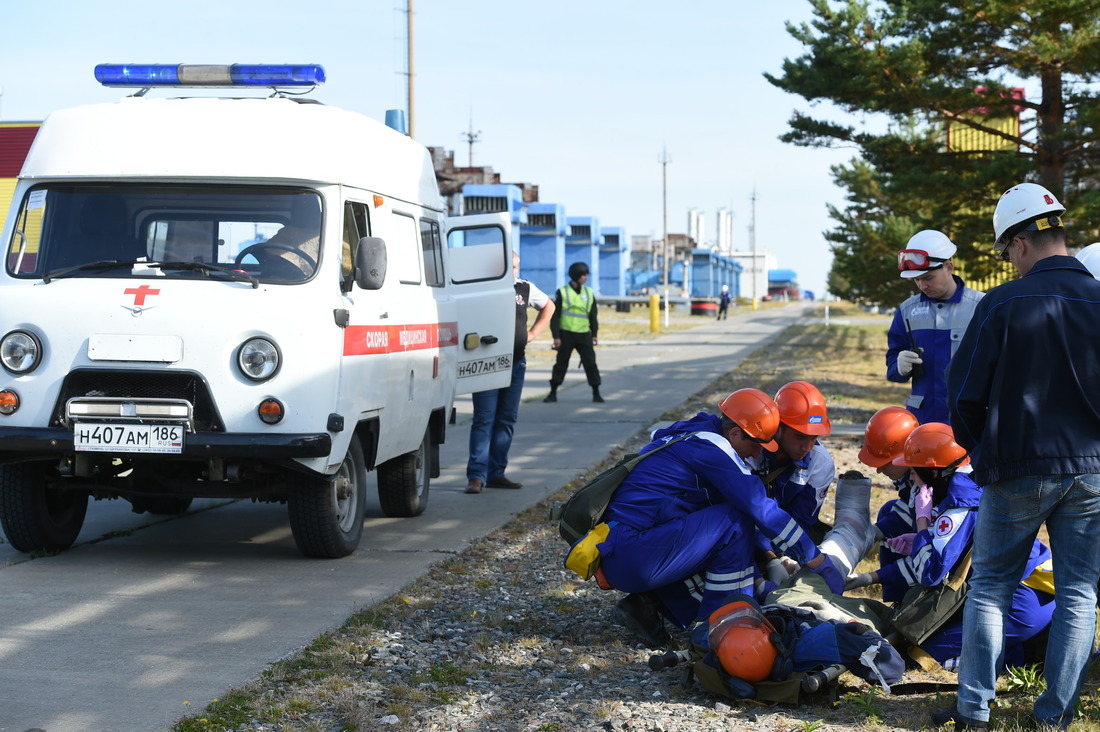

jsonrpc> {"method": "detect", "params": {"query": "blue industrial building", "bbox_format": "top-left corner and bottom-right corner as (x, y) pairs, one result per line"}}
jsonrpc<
(518, 201), (567, 297)
(456, 183), (757, 303)
(768, 268), (802, 300)
(691, 249), (744, 298)
(565, 216), (600, 291)
(598, 226), (628, 296)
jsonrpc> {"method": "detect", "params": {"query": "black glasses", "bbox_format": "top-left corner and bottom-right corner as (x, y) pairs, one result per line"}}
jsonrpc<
(999, 237), (1016, 262)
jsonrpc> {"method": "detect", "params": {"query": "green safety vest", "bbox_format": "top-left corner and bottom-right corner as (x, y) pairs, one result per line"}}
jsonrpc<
(558, 284), (594, 333)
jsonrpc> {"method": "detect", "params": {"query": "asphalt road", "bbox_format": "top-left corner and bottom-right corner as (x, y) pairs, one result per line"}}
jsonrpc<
(0, 303), (812, 732)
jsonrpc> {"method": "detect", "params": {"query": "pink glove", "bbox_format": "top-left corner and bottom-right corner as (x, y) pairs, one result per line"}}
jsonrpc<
(914, 484), (934, 522)
(886, 532), (916, 556)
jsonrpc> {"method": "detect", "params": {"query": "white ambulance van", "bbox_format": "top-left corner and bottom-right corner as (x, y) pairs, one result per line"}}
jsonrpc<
(0, 64), (515, 557)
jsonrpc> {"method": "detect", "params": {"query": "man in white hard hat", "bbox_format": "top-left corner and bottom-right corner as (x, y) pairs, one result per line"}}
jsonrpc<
(938, 182), (1100, 730)
(886, 230), (984, 424)
(1076, 241), (1100, 279)
(717, 284), (732, 320)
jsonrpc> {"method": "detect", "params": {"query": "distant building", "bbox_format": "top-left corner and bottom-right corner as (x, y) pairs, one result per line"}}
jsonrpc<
(687, 208), (705, 248)
(1, 122), (41, 214)
(716, 207), (733, 253)
(428, 146), (538, 215)
(728, 250), (775, 302)
(768, 268), (802, 300)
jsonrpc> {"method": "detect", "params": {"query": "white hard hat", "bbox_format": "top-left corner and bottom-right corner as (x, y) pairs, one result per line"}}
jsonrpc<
(721, 284), (729, 292)
(1077, 242), (1100, 280)
(992, 182), (1065, 252)
(897, 230), (956, 279)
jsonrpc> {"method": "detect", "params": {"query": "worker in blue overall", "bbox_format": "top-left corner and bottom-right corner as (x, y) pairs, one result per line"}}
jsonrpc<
(845, 423), (1054, 670)
(750, 382), (836, 590)
(887, 230), (984, 424)
(597, 388), (846, 648)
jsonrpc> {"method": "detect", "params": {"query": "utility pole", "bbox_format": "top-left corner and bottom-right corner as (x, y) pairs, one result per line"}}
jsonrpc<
(406, 0), (416, 138)
(462, 115), (482, 167)
(749, 187), (758, 307)
(659, 147), (671, 326)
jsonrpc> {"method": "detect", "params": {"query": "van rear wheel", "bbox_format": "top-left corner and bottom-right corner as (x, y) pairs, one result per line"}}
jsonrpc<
(0, 461), (88, 553)
(377, 429), (430, 517)
(287, 439), (366, 558)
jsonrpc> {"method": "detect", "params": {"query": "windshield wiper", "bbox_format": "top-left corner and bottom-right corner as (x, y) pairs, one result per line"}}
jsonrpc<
(159, 261), (259, 289)
(43, 260), (261, 288)
(43, 260), (142, 283)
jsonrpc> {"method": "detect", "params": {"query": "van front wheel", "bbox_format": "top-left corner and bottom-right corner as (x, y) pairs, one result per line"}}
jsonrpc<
(0, 462), (88, 553)
(287, 439), (366, 558)
(377, 429), (430, 518)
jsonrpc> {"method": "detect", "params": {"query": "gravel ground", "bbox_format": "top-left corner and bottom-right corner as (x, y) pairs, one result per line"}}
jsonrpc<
(193, 430), (1015, 732)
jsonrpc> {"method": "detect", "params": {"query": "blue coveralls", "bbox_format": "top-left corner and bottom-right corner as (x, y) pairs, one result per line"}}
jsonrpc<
(598, 412), (821, 628)
(750, 442), (835, 551)
(876, 468), (1054, 668)
(885, 275), (984, 424)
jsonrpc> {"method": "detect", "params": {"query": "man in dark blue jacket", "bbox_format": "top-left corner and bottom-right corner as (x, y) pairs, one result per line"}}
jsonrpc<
(937, 182), (1100, 730)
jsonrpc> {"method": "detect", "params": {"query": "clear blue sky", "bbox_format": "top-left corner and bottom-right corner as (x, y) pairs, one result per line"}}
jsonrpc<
(0, 1), (855, 296)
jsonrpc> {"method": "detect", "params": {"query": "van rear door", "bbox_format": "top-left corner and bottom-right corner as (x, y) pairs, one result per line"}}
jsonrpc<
(445, 213), (515, 395)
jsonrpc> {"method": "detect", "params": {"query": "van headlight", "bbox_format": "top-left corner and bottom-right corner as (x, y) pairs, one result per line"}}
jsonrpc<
(0, 330), (42, 374)
(237, 338), (280, 381)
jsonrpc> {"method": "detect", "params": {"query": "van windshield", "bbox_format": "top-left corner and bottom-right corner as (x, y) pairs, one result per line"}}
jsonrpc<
(6, 184), (323, 284)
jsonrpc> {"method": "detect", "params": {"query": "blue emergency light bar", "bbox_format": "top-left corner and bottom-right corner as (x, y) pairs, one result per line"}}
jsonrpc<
(94, 64), (326, 88)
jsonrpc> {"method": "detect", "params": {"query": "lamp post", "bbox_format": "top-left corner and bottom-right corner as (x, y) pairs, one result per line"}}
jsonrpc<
(659, 147), (671, 326)
(749, 188), (758, 309)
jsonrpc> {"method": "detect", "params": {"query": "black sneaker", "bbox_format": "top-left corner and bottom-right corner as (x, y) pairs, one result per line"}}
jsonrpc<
(931, 706), (988, 729)
(613, 593), (672, 650)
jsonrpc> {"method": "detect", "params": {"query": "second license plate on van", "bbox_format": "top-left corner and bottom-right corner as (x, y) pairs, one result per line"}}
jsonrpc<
(73, 423), (185, 454)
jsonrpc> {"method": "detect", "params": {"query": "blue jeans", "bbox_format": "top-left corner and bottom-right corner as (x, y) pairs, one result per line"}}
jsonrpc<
(466, 358), (526, 482)
(957, 474), (1100, 727)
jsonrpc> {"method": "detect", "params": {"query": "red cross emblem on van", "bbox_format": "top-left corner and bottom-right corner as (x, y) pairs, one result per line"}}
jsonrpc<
(124, 285), (160, 306)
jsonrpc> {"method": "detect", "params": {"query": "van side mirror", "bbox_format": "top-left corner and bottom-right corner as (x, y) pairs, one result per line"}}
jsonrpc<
(354, 236), (387, 290)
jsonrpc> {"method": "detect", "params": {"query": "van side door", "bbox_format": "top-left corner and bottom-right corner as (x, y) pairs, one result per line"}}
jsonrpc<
(444, 213), (515, 395)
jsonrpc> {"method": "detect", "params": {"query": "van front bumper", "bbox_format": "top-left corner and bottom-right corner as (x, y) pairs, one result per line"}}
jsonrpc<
(0, 427), (332, 461)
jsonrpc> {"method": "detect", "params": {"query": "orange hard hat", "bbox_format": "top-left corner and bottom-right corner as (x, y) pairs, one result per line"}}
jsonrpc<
(719, 388), (780, 451)
(707, 596), (778, 682)
(774, 381), (831, 436)
(892, 422), (970, 468)
(858, 407), (920, 468)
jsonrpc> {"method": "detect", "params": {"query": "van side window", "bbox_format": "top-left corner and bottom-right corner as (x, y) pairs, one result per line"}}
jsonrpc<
(446, 224), (508, 284)
(420, 218), (444, 287)
(342, 201), (370, 291)
(6, 188), (46, 275)
(391, 211), (422, 285)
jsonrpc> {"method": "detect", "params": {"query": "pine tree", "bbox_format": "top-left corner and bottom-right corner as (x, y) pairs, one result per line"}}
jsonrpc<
(768, 0), (1100, 298)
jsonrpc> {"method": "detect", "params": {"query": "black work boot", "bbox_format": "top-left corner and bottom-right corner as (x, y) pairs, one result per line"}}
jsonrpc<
(592, 387), (605, 403)
(543, 382), (557, 403)
(613, 593), (671, 649)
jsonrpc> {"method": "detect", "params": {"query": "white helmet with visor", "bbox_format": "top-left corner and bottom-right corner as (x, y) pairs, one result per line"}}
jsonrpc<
(897, 230), (957, 279)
